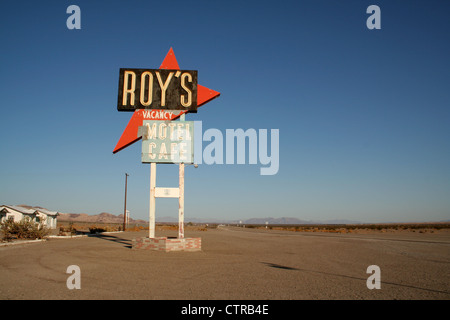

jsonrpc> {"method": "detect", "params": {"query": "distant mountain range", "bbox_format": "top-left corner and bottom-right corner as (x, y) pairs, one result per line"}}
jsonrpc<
(58, 212), (148, 225)
(16, 205), (448, 225)
(18, 205), (148, 224)
(243, 217), (362, 225)
(18, 204), (361, 225)
(152, 216), (363, 225)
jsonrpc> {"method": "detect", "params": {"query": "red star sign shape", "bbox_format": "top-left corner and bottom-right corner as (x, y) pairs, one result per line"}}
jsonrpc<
(113, 48), (220, 154)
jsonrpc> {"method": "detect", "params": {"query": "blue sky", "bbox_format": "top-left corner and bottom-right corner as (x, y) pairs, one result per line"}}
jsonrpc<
(1, 0), (449, 223)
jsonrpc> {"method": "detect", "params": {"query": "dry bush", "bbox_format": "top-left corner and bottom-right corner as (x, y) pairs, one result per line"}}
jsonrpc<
(1, 217), (50, 242)
(59, 222), (77, 236)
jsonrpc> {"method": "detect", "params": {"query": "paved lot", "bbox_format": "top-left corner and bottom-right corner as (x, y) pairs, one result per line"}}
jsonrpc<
(0, 226), (449, 300)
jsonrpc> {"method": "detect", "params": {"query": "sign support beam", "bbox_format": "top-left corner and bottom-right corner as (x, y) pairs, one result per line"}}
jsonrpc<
(123, 173), (129, 231)
(178, 112), (185, 239)
(149, 162), (156, 238)
(178, 163), (185, 239)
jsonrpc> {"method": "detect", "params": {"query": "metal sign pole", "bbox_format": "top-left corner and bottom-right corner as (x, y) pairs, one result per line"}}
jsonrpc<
(149, 162), (156, 238)
(178, 112), (185, 239)
(178, 163), (185, 239)
(123, 173), (129, 231)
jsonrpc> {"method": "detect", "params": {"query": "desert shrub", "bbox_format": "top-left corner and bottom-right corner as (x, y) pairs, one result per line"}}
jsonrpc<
(59, 222), (77, 235)
(0, 220), (15, 242)
(127, 225), (146, 232)
(89, 226), (107, 234)
(1, 217), (50, 242)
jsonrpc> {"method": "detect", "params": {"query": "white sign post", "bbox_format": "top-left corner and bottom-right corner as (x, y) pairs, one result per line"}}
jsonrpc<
(145, 124), (186, 240)
(149, 162), (156, 238)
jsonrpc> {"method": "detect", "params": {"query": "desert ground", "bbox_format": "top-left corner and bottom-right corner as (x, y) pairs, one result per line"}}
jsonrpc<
(0, 225), (449, 300)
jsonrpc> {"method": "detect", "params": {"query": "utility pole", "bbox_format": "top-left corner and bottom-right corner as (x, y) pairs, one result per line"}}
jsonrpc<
(123, 173), (129, 231)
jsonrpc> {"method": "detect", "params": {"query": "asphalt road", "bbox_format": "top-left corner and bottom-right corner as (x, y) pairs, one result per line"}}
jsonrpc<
(0, 226), (449, 300)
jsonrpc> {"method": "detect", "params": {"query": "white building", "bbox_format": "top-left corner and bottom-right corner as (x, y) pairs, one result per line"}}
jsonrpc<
(0, 205), (59, 229)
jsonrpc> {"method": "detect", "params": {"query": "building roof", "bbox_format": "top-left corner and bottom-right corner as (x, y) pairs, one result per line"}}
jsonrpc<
(0, 205), (59, 216)
(0, 205), (35, 215)
(33, 207), (59, 216)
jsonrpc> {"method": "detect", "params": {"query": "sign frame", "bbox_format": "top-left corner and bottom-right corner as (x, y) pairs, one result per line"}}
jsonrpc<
(117, 68), (198, 112)
(140, 120), (194, 164)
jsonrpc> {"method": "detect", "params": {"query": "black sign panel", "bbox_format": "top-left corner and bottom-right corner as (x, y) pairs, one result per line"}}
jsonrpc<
(117, 69), (198, 112)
